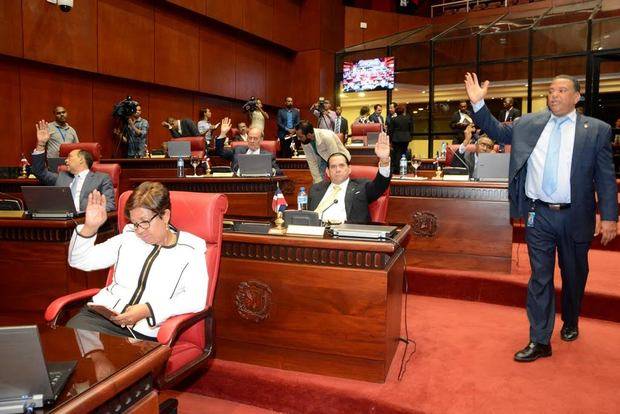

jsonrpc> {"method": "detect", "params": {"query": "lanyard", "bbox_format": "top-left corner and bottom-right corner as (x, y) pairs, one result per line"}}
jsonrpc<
(56, 126), (67, 143)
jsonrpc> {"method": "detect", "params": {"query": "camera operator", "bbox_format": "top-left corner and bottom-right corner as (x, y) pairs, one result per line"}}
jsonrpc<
(244, 97), (269, 133)
(310, 98), (336, 131)
(114, 105), (148, 158)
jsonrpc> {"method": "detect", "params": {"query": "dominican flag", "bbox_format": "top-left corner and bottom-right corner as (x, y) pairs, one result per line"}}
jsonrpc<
(272, 187), (288, 213)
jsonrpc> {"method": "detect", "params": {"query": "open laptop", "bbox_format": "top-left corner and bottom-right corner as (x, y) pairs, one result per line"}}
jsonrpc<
(237, 153), (273, 177)
(167, 141), (191, 158)
(21, 186), (81, 219)
(47, 157), (66, 172)
(477, 153), (510, 182)
(0, 326), (76, 409)
(366, 131), (380, 146)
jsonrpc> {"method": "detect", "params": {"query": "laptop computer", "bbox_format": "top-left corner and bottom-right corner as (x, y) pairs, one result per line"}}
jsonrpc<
(237, 153), (273, 177)
(0, 325), (76, 409)
(47, 157), (66, 172)
(477, 153), (510, 182)
(21, 186), (81, 219)
(167, 141), (191, 158)
(330, 223), (397, 239)
(366, 131), (380, 146)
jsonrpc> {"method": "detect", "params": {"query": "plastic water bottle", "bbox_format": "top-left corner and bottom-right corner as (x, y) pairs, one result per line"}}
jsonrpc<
(297, 187), (308, 210)
(176, 157), (185, 178)
(399, 154), (407, 176)
(441, 142), (447, 158)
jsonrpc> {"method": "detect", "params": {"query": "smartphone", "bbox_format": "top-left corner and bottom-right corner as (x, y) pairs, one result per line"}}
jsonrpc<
(87, 302), (119, 320)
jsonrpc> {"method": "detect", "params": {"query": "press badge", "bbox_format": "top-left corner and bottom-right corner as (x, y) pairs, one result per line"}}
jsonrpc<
(527, 211), (536, 228)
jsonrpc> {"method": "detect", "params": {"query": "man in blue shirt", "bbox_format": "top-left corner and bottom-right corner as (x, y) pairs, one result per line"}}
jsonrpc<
(276, 97), (300, 158)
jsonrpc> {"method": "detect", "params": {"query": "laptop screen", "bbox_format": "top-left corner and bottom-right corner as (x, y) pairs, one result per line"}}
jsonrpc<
(21, 186), (78, 217)
(167, 141), (191, 158)
(237, 153), (272, 177)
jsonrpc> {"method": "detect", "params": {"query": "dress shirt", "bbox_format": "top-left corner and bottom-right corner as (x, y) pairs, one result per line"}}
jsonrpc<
(286, 110), (293, 129)
(458, 143), (479, 176)
(319, 165), (391, 224)
(472, 100), (576, 203)
(71, 169), (90, 212)
(334, 116), (341, 133)
(246, 148), (260, 155)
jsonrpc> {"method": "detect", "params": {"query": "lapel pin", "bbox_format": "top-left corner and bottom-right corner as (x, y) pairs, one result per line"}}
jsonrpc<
(584, 123), (588, 129)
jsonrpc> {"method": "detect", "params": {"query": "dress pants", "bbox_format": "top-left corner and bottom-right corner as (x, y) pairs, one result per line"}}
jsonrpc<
(67, 307), (157, 341)
(279, 136), (293, 158)
(524, 204), (590, 344)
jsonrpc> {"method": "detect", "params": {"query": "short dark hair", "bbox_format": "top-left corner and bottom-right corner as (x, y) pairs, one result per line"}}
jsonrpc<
(396, 105), (405, 115)
(390, 101), (398, 108)
(360, 105), (370, 116)
(295, 120), (314, 135)
(78, 150), (94, 168)
(327, 152), (351, 166)
(459, 101), (468, 106)
(553, 74), (580, 93)
(374, 104), (382, 110)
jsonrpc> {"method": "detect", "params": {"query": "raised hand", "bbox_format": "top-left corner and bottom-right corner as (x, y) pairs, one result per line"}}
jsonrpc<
(35, 120), (50, 149)
(463, 124), (475, 145)
(375, 132), (391, 164)
(219, 117), (232, 137)
(81, 190), (108, 236)
(464, 72), (489, 104)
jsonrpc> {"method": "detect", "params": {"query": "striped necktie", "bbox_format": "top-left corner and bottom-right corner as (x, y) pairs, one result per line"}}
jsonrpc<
(314, 184), (341, 215)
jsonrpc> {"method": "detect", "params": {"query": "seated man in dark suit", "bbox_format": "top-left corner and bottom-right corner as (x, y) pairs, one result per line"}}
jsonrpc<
(214, 117), (281, 175)
(31, 120), (116, 211)
(308, 132), (391, 224)
(450, 124), (495, 177)
(161, 117), (199, 138)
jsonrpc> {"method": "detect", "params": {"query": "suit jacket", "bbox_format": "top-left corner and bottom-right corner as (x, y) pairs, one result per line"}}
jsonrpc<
(388, 114), (413, 143)
(473, 104), (618, 242)
(276, 108), (300, 140)
(170, 119), (199, 138)
(498, 107), (522, 122)
(31, 152), (116, 211)
(230, 146), (281, 176)
(301, 129), (351, 184)
(308, 171), (391, 224)
(369, 113), (385, 125)
(334, 116), (349, 137)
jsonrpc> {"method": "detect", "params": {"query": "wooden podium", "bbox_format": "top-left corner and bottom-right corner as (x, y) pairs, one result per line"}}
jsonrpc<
(214, 226), (410, 383)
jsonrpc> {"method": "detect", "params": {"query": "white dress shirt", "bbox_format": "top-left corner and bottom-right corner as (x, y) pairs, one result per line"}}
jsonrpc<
(71, 169), (90, 212)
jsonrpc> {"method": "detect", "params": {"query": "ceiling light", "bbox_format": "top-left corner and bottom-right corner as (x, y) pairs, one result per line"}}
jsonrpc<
(358, 92), (366, 97)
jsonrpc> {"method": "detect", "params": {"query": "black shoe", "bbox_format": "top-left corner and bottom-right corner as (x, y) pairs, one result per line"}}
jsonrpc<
(514, 341), (552, 362)
(560, 324), (579, 341)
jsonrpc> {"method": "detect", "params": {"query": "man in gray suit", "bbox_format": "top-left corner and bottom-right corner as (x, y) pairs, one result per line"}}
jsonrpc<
(31, 120), (115, 212)
(465, 72), (617, 362)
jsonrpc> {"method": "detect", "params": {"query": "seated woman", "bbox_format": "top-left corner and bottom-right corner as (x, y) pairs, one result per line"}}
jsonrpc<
(67, 181), (208, 341)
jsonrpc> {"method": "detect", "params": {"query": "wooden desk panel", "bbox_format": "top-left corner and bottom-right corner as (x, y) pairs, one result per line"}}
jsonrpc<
(214, 227), (409, 382)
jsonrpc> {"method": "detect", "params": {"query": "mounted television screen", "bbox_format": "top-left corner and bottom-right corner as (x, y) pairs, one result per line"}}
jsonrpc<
(342, 57), (395, 93)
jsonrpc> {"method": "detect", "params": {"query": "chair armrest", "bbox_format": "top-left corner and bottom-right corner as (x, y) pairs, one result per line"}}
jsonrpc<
(156, 308), (212, 346)
(45, 288), (101, 326)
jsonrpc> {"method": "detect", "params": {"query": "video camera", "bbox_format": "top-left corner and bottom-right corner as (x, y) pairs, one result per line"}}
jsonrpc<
(112, 96), (139, 120)
(242, 96), (258, 112)
(317, 97), (326, 113)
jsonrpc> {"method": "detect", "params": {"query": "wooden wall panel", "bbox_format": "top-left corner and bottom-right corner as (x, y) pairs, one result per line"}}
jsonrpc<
(272, 0), (301, 51)
(292, 51), (321, 117)
(0, 1), (23, 58)
(193, 96), (235, 128)
(243, 0), (274, 41)
(206, 0), (244, 28)
(167, 0), (207, 15)
(298, 0), (321, 51)
(265, 52), (293, 107)
(154, 6), (200, 90)
(98, 0), (154, 83)
(345, 7), (364, 47)
(148, 90), (195, 149)
(19, 66), (94, 156)
(235, 41), (266, 101)
(22, 0), (97, 72)
(320, 0), (345, 53)
(92, 80), (150, 158)
(397, 14), (430, 32)
(199, 26), (236, 97)
(361, 10), (399, 43)
(0, 62), (22, 165)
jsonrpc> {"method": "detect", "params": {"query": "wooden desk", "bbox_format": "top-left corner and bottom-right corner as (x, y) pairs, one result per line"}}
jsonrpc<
(0, 177), (39, 199)
(128, 176), (289, 219)
(214, 226), (410, 383)
(387, 178), (512, 273)
(37, 326), (169, 413)
(0, 215), (117, 321)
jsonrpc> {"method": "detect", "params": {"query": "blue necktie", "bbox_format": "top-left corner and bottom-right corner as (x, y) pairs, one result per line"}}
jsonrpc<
(541, 117), (568, 197)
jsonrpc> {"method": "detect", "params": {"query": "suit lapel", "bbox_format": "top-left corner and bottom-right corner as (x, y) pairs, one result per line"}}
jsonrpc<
(570, 114), (587, 181)
(515, 112), (550, 173)
(344, 180), (357, 218)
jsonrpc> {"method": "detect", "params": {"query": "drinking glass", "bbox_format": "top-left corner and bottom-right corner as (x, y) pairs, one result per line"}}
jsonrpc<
(190, 156), (199, 176)
(411, 159), (421, 178)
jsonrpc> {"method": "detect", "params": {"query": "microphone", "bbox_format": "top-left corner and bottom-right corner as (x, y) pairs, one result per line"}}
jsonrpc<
(319, 199), (339, 224)
(446, 145), (472, 179)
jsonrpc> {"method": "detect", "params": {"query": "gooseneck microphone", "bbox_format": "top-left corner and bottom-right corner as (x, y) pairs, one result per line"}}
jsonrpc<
(446, 145), (472, 179)
(319, 199), (339, 224)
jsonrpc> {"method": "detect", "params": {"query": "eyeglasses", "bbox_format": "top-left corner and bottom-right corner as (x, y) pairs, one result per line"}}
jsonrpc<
(131, 212), (159, 230)
(478, 142), (493, 149)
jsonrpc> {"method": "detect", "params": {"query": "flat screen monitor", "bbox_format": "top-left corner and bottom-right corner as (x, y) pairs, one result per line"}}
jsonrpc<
(342, 57), (395, 93)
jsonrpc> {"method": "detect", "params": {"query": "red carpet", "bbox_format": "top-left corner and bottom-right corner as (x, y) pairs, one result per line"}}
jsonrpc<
(183, 296), (620, 413)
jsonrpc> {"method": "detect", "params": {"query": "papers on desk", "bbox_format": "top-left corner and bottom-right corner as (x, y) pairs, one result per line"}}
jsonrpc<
(286, 225), (325, 237)
(211, 172), (235, 177)
(395, 176), (428, 181)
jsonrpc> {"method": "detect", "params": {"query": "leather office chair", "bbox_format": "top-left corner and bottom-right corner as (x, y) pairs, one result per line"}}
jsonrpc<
(59, 142), (102, 161)
(229, 127), (240, 140)
(45, 190), (228, 388)
(349, 123), (381, 146)
(174, 136), (206, 158)
(91, 163), (121, 206)
(348, 165), (390, 224)
(230, 140), (278, 155)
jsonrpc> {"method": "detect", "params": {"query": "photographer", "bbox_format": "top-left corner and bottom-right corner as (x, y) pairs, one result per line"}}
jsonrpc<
(310, 98), (336, 130)
(114, 105), (148, 158)
(245, 98), (269, 133)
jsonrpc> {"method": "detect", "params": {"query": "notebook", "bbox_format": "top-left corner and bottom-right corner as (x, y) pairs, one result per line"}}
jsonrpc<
(237, 153), (273, 177)
(21, 186), (80, 219)
(0, 325), (76, 408)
